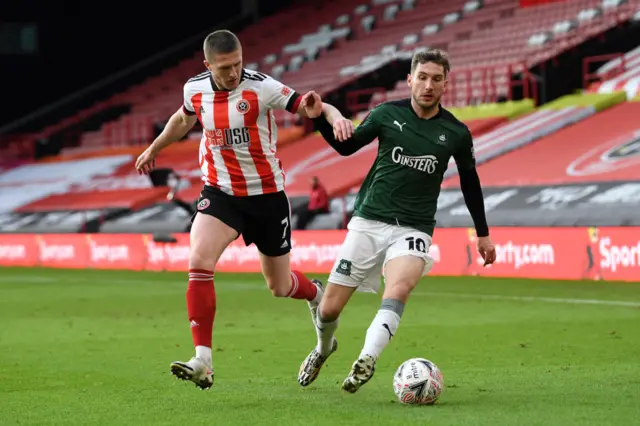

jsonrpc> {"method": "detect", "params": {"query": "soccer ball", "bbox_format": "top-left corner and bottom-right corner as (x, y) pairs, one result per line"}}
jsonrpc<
(393, 358), (444, 405)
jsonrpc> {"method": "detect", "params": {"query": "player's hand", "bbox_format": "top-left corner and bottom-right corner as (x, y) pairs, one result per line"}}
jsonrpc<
(300, 91), (323, 118)
(135, 147), (157, 175)
(333, 118), (354, 141)
(477, 236), (496, 266)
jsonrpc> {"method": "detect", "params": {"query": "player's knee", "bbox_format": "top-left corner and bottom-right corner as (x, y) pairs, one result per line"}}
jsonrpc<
(385, 278), (418, 303)
(264, 275), (290, 297)
(189, 249), (216, 272)
(269, 285), (290, 298)
(318, 301), (341, 322)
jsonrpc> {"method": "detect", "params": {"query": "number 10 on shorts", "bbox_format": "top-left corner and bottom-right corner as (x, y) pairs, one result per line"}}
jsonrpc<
(406, 236), (427, 253)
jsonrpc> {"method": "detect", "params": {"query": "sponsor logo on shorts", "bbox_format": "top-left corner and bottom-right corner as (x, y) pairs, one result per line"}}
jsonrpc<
(197, 199), (210, 211)
(335, 259), (352, 276)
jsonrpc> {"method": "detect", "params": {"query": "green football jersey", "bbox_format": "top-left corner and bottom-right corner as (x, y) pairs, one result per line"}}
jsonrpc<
(350, 99), (476, 236)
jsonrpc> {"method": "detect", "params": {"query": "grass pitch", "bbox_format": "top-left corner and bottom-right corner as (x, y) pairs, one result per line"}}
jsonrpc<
(1, 268), (639, 425)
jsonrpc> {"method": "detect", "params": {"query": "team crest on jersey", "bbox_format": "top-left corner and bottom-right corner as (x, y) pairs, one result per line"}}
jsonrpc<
(197, 198), (210, 211)
(281, 86), (292, 97)
(236, 99), (250, 114)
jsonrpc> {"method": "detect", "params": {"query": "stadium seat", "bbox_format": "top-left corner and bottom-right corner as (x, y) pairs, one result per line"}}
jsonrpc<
(16, 0), (637, 152)
(370, 0), (640, 108)
(587, 44), (640, 99)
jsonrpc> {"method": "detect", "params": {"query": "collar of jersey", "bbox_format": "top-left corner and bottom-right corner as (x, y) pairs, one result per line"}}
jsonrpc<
(404, 98), (443, 120)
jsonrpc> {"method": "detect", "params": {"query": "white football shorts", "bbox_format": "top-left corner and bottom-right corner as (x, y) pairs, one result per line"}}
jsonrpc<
(328, 216), (435, 293)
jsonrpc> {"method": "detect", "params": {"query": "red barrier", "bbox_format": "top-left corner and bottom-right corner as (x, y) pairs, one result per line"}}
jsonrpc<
(1, 227), (639, 282)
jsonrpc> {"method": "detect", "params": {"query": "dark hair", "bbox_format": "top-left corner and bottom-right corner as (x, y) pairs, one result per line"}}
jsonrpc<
(203, 30), (241, 59)
(411, 48), (450, 75)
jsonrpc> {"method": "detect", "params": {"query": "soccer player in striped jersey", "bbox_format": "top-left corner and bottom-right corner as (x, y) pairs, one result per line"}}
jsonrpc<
(135, 30), (352, 390)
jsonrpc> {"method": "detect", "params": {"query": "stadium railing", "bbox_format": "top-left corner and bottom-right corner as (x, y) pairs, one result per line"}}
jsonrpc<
(345, 61), (538, 112)
(582, 53), (626, 89)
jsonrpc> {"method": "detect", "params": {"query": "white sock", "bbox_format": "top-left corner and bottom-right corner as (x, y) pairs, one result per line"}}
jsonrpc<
(315, 314), (339, 356)
(195, 345), (212, 364)
(311, 282), (323, 305)
(359, 299), (404, 359)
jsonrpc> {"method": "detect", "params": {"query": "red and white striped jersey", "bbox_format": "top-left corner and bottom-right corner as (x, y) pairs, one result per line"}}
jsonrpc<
(182, 69), (302, 197)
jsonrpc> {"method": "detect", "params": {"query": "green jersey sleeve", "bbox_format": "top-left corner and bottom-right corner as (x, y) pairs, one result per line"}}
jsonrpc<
(353, 105), (383, 145)
(453, 129), (476, 171)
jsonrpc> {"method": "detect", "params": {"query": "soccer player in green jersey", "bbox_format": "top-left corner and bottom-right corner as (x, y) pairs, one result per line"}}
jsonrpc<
(297, 48), (497, 393)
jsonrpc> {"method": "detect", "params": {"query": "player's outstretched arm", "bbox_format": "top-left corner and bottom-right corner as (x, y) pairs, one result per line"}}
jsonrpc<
(312, 113), (368, 156)
(297, 91), (351, 134)
(311, 105), (380, 156)
(135, 108), (197, 175)
(321, 103), (354, 141)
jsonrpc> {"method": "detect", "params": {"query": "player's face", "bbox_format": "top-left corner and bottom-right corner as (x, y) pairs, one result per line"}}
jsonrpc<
(205, 49), (243, 90)
(407, 62), (447, 110)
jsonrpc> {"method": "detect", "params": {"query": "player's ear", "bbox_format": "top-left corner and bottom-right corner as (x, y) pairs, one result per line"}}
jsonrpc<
(203, 60), (211, 71)
(406, 73), (412, 87)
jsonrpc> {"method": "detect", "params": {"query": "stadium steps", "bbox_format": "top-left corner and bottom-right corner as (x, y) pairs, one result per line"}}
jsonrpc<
(442, 90), (629, 187)
(587, 43), (640, 99)
(477, 95), (639, 188)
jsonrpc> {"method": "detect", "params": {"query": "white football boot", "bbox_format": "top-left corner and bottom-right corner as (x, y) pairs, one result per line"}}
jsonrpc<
(170, 356), (214, 390)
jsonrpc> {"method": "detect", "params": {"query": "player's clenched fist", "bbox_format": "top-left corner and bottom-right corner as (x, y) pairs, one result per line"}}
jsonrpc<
(135, 147), (157, 175)
(332, 118), (354, 142)
(300, 91), (323, 118)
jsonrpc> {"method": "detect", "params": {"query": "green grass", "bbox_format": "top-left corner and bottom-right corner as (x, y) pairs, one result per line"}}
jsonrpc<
(1, 268), (640, 425)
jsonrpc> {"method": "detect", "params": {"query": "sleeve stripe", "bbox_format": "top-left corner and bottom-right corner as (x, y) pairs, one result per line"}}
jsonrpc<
(286, 92), (302, 113)
(183, 105), (196, 116)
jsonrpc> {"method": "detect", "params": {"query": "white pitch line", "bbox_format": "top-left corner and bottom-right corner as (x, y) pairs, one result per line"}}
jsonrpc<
(0, 275), (262, 291)
(418, 291), (640, 308)
(0, 275), (57, 283)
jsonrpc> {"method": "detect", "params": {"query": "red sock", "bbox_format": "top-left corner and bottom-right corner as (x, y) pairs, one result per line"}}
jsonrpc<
(287, 270), (318, 301)
(186, 269), (216, 348)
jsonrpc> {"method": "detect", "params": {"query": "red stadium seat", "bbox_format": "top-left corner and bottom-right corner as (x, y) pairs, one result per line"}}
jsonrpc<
(5, 0), (639, 155)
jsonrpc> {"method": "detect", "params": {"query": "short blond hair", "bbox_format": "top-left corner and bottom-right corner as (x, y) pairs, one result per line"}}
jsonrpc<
(203, 30), (241, 60)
